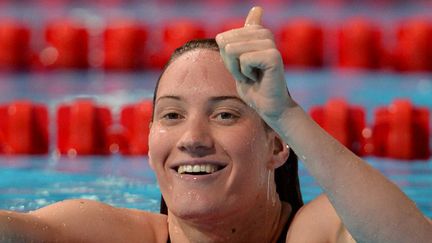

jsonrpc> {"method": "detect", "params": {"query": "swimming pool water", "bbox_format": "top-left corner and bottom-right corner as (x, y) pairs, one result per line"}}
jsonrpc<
(0, 70), (431, 218)
(0, 156), (431, 217)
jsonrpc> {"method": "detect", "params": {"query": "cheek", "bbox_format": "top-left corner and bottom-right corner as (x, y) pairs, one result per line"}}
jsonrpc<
(148, 125), (174, 170)
(224, 124), (270, 171)
(222, 125), (272, 198)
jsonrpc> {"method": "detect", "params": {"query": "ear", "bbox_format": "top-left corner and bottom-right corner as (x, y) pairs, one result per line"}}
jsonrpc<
(268, 132), (289, 170)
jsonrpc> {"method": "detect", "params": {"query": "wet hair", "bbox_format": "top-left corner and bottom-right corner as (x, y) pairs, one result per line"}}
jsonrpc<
(153, 38), (303, 216)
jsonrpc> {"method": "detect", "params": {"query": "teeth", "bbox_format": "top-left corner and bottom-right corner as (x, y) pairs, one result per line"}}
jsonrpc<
(177, 164), (220, 174)
(205, 165), (212, 173)
(193, 165), (200, 172)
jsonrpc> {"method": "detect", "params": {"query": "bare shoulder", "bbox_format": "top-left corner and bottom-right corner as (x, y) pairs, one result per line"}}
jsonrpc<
(286, 194), (355, 243)
(31, 199), (168, 243)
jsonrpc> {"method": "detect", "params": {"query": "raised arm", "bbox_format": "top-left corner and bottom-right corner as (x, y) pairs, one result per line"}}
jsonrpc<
(216, 6), (432, 243)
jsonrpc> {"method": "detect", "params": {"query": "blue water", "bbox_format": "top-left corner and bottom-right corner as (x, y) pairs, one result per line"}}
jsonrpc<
(0, 156), (431, 218)
(0, 156), (161, 212)
(0, 70), (431, 218)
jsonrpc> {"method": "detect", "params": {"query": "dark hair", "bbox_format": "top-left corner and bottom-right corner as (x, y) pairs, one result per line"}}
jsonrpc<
(153, 39), (303, 216)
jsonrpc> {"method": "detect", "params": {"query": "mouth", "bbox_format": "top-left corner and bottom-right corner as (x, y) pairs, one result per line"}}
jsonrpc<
(174, 164), (227, 176)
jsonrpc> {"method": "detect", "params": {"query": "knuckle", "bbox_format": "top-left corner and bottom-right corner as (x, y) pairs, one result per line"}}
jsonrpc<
(239, 53), (253, 65)
(268, 32), (275, 41)
(268, 48), (282, 60)
(224, 43), (235, 55)
(247, 25), (262, 31)
(215, 34), (225, 46)
(238, 53), (248, 62)
(263, 38), (275, 48)
(259, 28), (274, 40)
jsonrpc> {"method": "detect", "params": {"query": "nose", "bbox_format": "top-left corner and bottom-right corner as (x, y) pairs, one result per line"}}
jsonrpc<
(176, 117), (215, 157)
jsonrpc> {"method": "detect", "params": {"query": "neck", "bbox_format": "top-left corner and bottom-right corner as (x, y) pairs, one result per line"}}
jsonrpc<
(167, 199), (292, 243)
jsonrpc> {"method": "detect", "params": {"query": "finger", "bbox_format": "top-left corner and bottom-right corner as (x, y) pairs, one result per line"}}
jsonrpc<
(241, 61), (259, 82)
(224, 39), (275, 82)
(225, 57), (249, 83)
(218, 50), (249, 83)
(239, 49), (282, 81)
(216, 27), (272, 49)
(239, 53), (260, 82)
(224, 39), (275, 58)
(244, 6), (263, 26)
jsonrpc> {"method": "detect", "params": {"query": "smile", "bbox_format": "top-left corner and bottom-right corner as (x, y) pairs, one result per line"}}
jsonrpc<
(176, 164), (225, 175)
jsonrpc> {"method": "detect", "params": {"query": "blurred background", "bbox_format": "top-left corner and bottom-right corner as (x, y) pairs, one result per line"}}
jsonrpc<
(0, 0), (431, 217)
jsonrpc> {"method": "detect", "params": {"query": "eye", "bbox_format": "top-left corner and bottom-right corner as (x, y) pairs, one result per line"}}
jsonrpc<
(213, 111), (240, 125)
(162, 112), (183, 120)
(217, 112), (237, 120)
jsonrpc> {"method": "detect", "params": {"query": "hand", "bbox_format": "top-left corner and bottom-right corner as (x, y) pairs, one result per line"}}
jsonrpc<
(216, 6), (296, 123)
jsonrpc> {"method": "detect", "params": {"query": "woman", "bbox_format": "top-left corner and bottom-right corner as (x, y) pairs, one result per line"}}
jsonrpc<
(1, 6), (431, 243)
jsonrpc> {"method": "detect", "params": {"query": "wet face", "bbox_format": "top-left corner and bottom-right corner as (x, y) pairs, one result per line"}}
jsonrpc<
(149, 49), (279, 220)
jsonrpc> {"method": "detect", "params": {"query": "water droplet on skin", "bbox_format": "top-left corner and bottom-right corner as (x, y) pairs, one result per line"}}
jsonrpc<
(7, 216), (11, 222)
(173, 225), (180, 234)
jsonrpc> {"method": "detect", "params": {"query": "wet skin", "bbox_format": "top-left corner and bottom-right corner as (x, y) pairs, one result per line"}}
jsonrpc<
(149, 49), (291, 242)
(1, 6), (431, 243)
(0, 48), (351, 243)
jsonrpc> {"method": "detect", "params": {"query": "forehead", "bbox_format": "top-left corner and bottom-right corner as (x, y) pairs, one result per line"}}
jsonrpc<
(157, 49), (238, 98)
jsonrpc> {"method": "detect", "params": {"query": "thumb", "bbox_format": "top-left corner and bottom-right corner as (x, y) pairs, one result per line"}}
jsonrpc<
(244, 6), (263, 26)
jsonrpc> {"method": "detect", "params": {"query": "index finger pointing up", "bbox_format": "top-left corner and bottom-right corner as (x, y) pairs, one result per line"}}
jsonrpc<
(244, 6), (263, 26)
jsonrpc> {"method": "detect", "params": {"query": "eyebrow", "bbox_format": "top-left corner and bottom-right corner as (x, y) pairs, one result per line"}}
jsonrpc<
(156, 95), (181, 103)
(209, 96), (247, 105)
(156, 95), (247, 106)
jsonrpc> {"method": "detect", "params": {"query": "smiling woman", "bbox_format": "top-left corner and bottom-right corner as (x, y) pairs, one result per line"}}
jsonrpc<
(152, 39), (303, 221)
(149, 41), (302, 242)
(1, 6), (431, 243)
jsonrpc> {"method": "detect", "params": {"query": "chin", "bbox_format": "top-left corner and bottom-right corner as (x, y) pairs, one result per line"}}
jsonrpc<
(167, 194), (233, 222)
